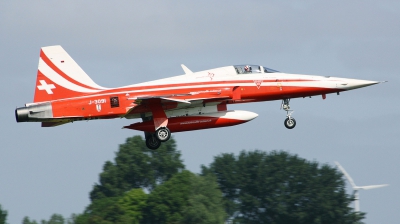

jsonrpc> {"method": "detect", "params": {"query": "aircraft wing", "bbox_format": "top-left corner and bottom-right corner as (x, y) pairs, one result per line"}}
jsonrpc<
(123, 91), (231, 118)
(134, 94), (193, 104)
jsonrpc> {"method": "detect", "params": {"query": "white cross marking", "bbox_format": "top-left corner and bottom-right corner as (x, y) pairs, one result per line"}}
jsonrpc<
(37, 80), (56, 94)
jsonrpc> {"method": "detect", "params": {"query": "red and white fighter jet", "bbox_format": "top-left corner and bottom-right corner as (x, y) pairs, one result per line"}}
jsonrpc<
(16, 45), (382, 149)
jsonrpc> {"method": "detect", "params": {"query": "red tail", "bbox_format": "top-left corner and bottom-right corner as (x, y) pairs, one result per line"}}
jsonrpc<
(34, 45), (107, 103)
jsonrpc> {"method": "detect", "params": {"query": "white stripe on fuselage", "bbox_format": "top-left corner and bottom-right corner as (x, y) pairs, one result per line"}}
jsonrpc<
(38, 76), (339, 103)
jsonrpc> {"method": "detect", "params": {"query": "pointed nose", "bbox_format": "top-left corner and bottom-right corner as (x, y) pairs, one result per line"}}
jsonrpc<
(337, 78), (381, 90)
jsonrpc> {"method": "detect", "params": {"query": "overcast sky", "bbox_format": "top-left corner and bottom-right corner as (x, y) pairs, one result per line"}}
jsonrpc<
(1, 1), (399, 223)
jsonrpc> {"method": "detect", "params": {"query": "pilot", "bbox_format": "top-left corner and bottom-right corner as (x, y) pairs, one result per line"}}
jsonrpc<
(244, 65), (251, 73)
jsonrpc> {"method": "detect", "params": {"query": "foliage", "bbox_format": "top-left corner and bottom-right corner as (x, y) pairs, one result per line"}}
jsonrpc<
(0, 205), (7, 224)
(118, 188), (148, 222)
(201, 150), (365, 224)
(23, 214), (82, 224)
(144, 170), (226, 224)
(66, 214), (79, 224)
(22, 216), (38, 224)
(19, 137), (367, 224)
(90, 136), (184, 201)
(74, 189), (148, 224)
(181, 174), (226, 224)
(76, 196), (134, 224)
(144, 170), (194, 223)
(40, 214), (65, 224)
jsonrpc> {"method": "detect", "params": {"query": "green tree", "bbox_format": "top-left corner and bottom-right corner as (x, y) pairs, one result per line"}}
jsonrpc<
(90, 136), (184, 201)
(41, 214), (65, 224)
(118, 188), (148, 223)
(181, 175), (226, 224)
(0, 204), (7, 224)
(22, 216), (38, 224)
(66, 214), (79, 224)
(77, 188), (148, 224)
(78, 197), (127, 224)
(144, 170), (193, 223)
(144, 170), (226, 224)
(202, 150), (365, 224)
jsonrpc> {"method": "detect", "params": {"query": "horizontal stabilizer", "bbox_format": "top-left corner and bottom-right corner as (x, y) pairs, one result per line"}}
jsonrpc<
(41, 121), (71, 127)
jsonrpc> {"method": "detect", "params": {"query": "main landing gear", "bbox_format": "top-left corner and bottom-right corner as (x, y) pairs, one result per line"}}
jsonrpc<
(282, 99), (296, 129)
(145, 127), (171, 150)
(146, 134), (161, 150)
(155, 127), (171, 142)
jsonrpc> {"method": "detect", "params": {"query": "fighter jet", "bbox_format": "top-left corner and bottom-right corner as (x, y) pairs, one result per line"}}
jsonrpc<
(15, 46), (382, 149)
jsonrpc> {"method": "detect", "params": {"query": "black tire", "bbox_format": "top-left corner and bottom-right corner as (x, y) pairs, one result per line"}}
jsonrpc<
(155, 127), (171, 142)
(284, 117), (296, 129)
(146, 135), (161, 150)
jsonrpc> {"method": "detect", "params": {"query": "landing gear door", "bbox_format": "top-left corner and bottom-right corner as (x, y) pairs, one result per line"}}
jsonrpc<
(232, 86), (241, 100)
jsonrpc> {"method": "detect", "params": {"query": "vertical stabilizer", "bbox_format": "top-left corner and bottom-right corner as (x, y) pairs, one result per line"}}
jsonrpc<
(33, 45), (107, 103)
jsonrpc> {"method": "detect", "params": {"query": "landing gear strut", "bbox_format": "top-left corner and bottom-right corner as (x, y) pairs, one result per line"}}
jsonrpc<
(282, 99), (296, 129)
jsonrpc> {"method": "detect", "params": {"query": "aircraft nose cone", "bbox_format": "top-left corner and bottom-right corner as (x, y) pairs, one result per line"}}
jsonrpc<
(338, 79), (381, 90)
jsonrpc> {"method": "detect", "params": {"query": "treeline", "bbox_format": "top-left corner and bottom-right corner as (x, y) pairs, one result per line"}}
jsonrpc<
(1, 136), (365, 224)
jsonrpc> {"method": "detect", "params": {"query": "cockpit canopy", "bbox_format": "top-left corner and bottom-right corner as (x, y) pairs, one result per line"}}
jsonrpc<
(234, 65), (278, 74)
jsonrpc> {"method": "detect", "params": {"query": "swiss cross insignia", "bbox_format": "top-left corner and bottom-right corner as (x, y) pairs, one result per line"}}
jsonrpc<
(253, 80), (263, 89)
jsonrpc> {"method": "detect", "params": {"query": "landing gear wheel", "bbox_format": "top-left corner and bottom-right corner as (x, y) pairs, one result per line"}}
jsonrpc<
(155, 127), (171, 142)
(146, 135), (161, 150)
(284, 117), (296, 129)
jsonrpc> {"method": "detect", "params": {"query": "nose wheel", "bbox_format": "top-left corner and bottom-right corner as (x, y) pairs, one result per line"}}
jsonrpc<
(281, 99), (296, 129)
(284, 117), (296, 129)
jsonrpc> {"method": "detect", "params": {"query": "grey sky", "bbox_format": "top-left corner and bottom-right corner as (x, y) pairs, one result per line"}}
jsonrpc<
(1, 1), (399, 223)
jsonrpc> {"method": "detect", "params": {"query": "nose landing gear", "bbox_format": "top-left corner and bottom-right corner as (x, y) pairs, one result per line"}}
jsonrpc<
(282, 99), (296, 129)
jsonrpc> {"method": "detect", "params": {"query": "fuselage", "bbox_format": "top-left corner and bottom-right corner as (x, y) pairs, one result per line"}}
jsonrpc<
(14, 45), (381, 149)
(16, 64), (378, 124)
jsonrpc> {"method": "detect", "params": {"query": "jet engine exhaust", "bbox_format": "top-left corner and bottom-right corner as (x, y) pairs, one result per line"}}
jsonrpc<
(15, 103), (53, 122)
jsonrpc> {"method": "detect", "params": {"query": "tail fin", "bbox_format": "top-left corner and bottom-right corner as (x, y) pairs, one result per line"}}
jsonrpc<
(34, 45), (107, 103)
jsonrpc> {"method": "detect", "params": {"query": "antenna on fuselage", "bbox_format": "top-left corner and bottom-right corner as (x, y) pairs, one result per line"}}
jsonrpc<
(181, 64), (193, 74)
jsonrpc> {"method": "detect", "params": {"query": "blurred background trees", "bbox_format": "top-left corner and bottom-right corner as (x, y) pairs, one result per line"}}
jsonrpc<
(0, 205), (7, 224)
(202, 150), (364, 223)
(16, 136), (364, 224)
